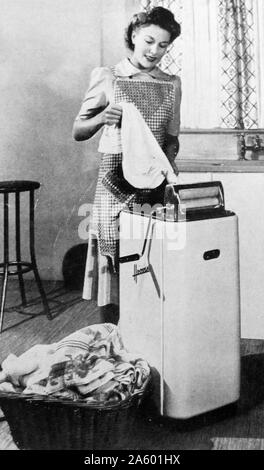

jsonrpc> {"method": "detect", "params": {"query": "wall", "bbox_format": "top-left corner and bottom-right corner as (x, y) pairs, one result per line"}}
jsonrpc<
(0, 0), (140, 280)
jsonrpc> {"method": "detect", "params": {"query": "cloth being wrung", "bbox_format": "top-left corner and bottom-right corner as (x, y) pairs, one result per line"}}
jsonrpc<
(120, 102), (177, 188)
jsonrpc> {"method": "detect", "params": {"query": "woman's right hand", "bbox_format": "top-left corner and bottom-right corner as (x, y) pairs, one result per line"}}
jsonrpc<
(102, 104), (123, 126)
(73, 104), (122, 141)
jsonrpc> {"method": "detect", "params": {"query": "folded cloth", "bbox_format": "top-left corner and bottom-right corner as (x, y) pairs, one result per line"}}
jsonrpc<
(120, 102), (177, 189)
(64, 356), (114, 388)
(0, 345), (57, 387)
(77, 371), (115, 396)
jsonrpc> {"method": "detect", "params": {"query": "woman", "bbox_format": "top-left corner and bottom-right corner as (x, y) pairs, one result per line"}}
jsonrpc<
(73, 7), (181, 324)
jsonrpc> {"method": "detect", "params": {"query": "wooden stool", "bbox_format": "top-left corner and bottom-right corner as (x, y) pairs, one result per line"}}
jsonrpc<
(0, 180), (51, 332)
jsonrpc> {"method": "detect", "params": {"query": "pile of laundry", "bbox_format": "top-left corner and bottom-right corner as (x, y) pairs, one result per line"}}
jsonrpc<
(0, 324), (150, 405)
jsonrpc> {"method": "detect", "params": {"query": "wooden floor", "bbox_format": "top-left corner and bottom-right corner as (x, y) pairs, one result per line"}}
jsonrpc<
(1, 280), (264, 450)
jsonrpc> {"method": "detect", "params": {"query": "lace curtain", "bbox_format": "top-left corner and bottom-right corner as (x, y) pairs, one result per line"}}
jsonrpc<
(219, 0), (257, 129)
(254, 0), (264, 128)
(141, 0), (263, 129)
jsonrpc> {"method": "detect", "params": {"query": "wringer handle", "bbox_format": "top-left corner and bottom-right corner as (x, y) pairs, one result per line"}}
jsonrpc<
(119, 210), (159, 264)
(119, 254), (140, 264)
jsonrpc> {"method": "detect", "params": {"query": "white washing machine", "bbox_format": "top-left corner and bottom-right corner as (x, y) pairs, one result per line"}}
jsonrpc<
(119, 182), (240, 419)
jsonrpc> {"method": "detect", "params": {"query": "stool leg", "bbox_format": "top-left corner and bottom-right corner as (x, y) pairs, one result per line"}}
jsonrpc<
(29, 190), (52, 320)
(0, 267), (8, 333)
(0, 193), (9, 333)
(15, 192), (27, 307)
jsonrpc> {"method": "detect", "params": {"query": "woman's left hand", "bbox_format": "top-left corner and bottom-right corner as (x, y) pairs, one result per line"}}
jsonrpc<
(164, 135), (179, 176)
(168, 159), (179, 177)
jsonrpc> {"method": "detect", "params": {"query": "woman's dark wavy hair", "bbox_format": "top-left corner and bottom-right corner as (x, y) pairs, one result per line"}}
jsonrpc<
(125, 7), (181, 51)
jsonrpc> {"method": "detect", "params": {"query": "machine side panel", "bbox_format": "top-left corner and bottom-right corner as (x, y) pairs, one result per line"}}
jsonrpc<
(163, 215), (240, 418)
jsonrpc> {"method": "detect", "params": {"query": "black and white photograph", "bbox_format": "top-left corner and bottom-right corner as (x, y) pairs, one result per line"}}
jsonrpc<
(0, 0), (264, 457)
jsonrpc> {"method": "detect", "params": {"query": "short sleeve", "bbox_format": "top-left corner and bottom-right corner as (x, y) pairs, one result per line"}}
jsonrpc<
(167, 76), (182, 136)
(75, 67), (114, 120)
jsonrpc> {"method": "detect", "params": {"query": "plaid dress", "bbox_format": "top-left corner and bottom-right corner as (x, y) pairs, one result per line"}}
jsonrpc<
(82, 65), (178, 307)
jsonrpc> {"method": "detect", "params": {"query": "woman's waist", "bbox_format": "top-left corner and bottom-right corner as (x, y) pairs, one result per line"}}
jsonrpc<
(99, 152), (123, 173)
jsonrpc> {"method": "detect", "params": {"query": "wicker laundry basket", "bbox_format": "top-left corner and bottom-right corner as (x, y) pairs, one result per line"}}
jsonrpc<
(0, 378), (150, 450)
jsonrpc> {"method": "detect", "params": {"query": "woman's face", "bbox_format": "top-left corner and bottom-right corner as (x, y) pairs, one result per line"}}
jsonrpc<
(131, 24), (171, 71)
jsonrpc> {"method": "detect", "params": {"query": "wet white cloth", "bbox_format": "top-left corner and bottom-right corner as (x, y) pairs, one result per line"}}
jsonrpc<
(98, 102), (177, 188)
(120, 102), (177, 189)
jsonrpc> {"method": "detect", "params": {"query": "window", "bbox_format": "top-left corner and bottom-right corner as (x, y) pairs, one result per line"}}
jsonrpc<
(141, 0), (264, 129)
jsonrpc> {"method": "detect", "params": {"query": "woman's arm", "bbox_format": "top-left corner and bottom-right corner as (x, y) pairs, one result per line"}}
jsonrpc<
(165, 75), (181, 175)
(72, 109), (105, 141)
(164, 133), (180, 175)
(72, 104), (123, 141)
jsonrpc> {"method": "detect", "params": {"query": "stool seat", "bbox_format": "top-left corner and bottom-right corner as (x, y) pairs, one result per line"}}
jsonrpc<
(0, 180), (51, 332)
(0, 180), (40, 193)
